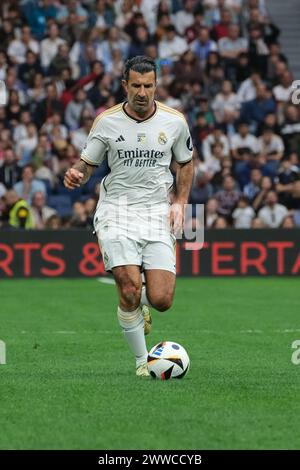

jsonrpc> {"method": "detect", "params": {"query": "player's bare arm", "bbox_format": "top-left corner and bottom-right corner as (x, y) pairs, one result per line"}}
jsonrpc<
(170, 159), (193, 234)
(64, 159), (95, 190)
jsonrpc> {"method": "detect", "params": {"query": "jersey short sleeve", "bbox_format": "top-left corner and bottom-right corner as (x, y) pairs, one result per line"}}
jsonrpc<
(172, 118), (193, 164)
(80, 117), (108, 166)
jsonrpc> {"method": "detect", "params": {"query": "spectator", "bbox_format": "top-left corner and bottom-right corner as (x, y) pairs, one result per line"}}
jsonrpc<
(49, 43), (79, 79)
(156, 85), (182, 110)
(13, 165), (46, 204)
(71, 113), (94, 152)
(34, 82), (64, 129)
(0, 148), (22, 189)
(0, 50), (8, 81)
(273, 70), (293, 103)
(248, 26), (269, 77)
(31, 133), (55, 181)
(2, 189), (34, 229)
(41, 112), (68, 141)
(212, 80), (240, 125)
(218, 24), (248, 80)
(251, 217), (265, 228)
(205, 65), (225, 99)
(56, 0), (88, 32)
(237, 70), (262, 103)
(257, 126), (284, 177)
(275, 156), (300, 208)
(252, 175), (273, 211)
(205, 197), (219, 227)
(128, 26), (150, 59)
(240, 83), (276, 132)
(40, 23), (66, 70)
(7, 25), (39, 65)
(258, 190), (288, 227)
(280, 105), (300, 155)
(6, 89), (25, 127)
(191, 26), (218, 67)
(84, 197), (97, 226)
(158, 25), (188, 62)
(212, 8), (232, 41)
(173, 50), (203, 86)
(190, 168), (214, 205)
(65, 89), (94, 130)
(91, 0), (114, 31)
(172, 0), (195, 36)
(232, 195), (255, 228)
(192, 112), (213, 154)
(18, 50), (43, 86)
(243, 168), (263, 201)
(0, 19), (15, 51)
(45, 213), (62, 229)
(21, 0), (58, 40)
(27, 72), (46, 105)
(70, 201), (89, 228)
(185, 8), (205, 44)
(230, 121), (259, 160)
(203, 125), (230, 161)
(31, 191), (57, 229)
(289, 180), (300, 210)
(127, 11), (149, 40)
(257, 112), (281, 136)
(215, 175), (241, 217)
(235, 53), (252, 85)
(205, 50), (221, 77)
(212, 216), (229, 228)
(99, 27), (130, 71)
(115, 0), (138, 30)
(15, 123), (38, 166)
(281, 216), (295, 228)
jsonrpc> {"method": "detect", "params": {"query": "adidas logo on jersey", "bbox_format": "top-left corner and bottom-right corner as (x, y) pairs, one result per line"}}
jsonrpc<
(115, 135), (125, 142)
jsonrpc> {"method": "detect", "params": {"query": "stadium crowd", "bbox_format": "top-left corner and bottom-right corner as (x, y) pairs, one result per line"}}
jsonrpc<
(0, 0), (300, 230)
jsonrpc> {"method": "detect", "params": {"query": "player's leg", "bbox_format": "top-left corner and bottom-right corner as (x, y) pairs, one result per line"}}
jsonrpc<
(142, 237), (176, 312)
(113, 265), (149, 376)
(140, 272), (152, 335)
(144, 269), (176, 312)
(95, 226), (150, 376)
(114, 265), (141, 311)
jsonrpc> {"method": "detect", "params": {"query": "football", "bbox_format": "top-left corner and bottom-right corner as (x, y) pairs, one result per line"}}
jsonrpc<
(147, 341), (190, 380)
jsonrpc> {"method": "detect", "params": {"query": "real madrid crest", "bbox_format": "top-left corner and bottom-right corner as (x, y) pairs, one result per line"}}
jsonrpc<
(158, 132), (167, 145)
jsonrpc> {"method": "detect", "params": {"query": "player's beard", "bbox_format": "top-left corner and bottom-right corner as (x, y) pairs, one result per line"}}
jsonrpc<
(133, 98), (150, 116)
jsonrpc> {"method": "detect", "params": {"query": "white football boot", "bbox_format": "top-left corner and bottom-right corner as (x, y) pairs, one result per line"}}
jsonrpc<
(136, 363), (150, 377)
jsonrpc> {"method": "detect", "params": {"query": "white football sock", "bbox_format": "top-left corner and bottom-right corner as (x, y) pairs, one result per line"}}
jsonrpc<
(117, 306), (148, 367)
(140, 285), (151, 307)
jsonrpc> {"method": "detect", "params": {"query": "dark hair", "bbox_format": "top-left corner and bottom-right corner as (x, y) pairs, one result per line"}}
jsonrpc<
(262, 126), (274, 133)
(123, 56), (157, 82)
(239, 195), (250, 205)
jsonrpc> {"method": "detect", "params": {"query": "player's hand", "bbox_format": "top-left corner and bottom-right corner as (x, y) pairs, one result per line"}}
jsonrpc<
(64, 168), (84, 189)
(169, 202), (185, 238)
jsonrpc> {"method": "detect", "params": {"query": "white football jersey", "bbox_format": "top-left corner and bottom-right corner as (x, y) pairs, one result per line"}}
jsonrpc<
(81, 101), (193, 207)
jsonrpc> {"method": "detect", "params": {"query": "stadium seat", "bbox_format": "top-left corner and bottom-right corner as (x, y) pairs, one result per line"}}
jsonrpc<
(38, 179), (52, 197)
(47, 194), (73, 217)
(55, 183), (83, 203)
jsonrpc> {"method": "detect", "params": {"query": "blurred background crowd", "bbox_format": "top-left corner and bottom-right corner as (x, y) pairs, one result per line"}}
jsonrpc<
(0, 0), (299, 230)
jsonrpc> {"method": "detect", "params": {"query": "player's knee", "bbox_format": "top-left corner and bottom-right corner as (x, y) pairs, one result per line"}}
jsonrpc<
(121, 284), (141, 309)
(152, 293), (173, 312)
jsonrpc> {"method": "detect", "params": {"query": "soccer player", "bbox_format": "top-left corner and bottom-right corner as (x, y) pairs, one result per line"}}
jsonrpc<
(64, 56), (193, 377)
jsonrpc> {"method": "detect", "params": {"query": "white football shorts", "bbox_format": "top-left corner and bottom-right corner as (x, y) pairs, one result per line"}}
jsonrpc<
(94, 204), (176, 274)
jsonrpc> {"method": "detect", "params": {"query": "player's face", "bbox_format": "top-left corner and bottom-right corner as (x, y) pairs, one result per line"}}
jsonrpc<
(123, 70), (156, 116)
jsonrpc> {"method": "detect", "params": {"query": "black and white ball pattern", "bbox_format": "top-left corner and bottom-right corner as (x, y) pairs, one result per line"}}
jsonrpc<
(147, 341), (190, 380)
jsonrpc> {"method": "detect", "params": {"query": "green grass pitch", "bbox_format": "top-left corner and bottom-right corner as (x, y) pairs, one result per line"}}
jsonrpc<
(1, 278), (300, 450)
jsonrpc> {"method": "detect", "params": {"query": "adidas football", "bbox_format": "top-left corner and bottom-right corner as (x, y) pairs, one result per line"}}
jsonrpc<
(147, 341), (190, 380)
